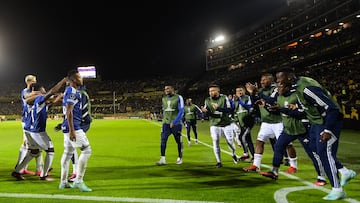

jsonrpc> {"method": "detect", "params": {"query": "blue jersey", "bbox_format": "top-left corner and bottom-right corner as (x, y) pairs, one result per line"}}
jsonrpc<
(21, 88), (31, 124)
(79, 87), (92, 132)
(62, 86), (82, 133)
(28, 95), (48, 133)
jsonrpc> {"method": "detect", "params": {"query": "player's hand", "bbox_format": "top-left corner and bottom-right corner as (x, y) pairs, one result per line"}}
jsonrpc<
(211, 103), (218, 110)
(320, 131), (331, 142)
(245, 82), (258, 95)
(201, 106), (208, 113)
(170, 122), (174, 128)
(70, 131), (76, 141)
(255, 99), (265, 107)
(288, 103), (298, 110)
(268, 103), (280, 111)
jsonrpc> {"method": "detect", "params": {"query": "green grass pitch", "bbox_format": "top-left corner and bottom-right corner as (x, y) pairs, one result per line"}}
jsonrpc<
(0, 119), (359, 203)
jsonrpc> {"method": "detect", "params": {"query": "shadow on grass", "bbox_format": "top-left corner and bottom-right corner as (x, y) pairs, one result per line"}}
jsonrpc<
(82, 161), (280, 189)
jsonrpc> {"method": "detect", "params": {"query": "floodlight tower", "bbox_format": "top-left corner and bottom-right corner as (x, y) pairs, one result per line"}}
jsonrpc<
(205, 34), (227, 71)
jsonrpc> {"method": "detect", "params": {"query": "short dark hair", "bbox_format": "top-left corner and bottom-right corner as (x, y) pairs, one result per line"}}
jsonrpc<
(277, 66), (295, 73)
(208, 83), (220, 88)
(261, 73), (274, 82)
(29, 83), (42, 91)
(67, 69), (79, 78)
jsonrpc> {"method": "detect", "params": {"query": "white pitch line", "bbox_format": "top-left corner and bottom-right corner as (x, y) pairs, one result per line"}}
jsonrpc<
(341, 141), (357, 145)
(274, 185), (360, 203)
(0, 193), (225, 203)
(272, 172), (360, 203)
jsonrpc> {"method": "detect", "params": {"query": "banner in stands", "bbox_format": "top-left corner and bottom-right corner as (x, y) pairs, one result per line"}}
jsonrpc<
(342, 105), (360, 130)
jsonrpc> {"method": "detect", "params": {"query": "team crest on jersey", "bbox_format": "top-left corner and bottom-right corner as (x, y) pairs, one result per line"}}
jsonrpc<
(69, 93), (76, 100)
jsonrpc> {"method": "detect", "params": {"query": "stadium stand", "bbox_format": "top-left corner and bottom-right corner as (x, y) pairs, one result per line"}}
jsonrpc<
(1, 0), (359, 129)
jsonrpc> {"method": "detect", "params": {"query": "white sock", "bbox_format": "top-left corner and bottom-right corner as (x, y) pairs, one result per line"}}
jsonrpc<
(42, 152), (54, 177)
(289, 157), (297, 169)
(75, 153), (91, 184)
(60, 153), (72, 184)
(160, 156), (166, 162)
(35, 152), (44, 172)
(213, 139), (221, 163)
(253, 154), (262, 168)
(17, 145), (27, 169)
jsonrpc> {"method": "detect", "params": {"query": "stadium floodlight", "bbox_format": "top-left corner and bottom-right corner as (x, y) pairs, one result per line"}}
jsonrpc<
(214, 35), (225, 42)
(208, 34), (227, 48)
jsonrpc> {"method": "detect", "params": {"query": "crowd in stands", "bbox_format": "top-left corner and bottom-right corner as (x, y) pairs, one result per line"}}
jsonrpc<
(1, 55), (359, 119)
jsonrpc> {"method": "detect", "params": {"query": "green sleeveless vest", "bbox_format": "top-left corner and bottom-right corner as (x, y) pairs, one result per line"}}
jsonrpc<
(184, 104), (197, 121)
(295, 77), (339, 125)
(277, 92), (306, 135)
(162, 94), (180, 124)
(205, 94), (231, 127)
(235, 95), (250, 126)
(258, 86), (282, 123)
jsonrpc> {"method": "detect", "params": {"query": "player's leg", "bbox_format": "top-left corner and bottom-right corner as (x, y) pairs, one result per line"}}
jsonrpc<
(12, 131), (41, 180)
(272, 122), (290, 166)
(239, 126), (250, 160)
(72, 129), (92, 192)
(17, 127), (35, 175)
(156, 124), (170, 165)
(327, 122), (357, 187)
(310, 124), (346, 200)
(224, 125), (238, 164)
(69, 150), (79, 182)
(297, 134), (327, 185)
(285, 143), (298, 173)
(245, 127), (255, 159)
(12, 148), (40, 180)
(172, 124), (183, 164)
(185, 121), (191, 145)
(17, 140), (33, 174)
(240, 114), (255, 159)
(232, 123), (243, 148)
(35, 150), (44, 176)
(32, 132), (55, 180)
(191, 120), (198, 144)
(60, 133), (75, 188)
(40, 148), (54, 180)
(210, 126), (222, 167)
(243, 122), (272, 172)
(260, 131), (296, 179)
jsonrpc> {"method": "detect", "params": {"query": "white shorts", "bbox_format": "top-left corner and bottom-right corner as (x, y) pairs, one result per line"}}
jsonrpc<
(230, 122), (241, 136)
(210, 125), (234, 141)
(25, 131), (54, 150)
(257, 122), (283, 142)
(63, 129), (90, 149)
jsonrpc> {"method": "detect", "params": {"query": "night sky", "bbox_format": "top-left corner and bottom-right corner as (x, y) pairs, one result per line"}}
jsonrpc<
(0, 0), (288, 84)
